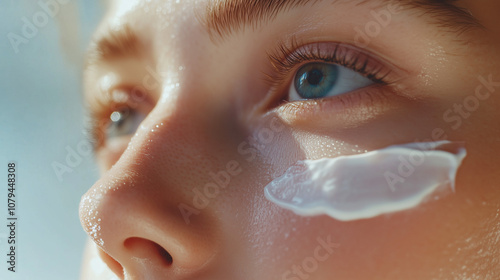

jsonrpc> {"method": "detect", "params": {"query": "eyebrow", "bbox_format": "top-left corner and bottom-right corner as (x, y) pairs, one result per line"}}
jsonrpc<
(204, 0), (483, 39)
(86, 25), (140, 67)
(87, 0), (482, 66)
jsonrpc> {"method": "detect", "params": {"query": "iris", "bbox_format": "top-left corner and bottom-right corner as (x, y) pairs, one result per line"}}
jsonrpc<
(294, 63), (339, 99)
(106, 109), (145, 139)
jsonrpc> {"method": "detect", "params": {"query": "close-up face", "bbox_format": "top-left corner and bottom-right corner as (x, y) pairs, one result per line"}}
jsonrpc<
(79, 0), (500, 279)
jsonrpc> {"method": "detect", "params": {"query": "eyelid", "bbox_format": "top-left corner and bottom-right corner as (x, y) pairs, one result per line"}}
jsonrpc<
(260, 39), (410, 109)
(267, 39), (406, 85)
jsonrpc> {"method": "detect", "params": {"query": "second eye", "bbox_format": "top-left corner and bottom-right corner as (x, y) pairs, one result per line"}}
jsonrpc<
(106, 108), (146, 140)
(289, 62), (374, 101)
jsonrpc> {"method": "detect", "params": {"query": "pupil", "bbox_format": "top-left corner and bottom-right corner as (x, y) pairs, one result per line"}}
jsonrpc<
(307, 69), (324, 86)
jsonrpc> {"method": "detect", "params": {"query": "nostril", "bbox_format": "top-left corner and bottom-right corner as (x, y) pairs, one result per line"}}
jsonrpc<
(97, 248), (125, 279)
(158, 244), (174, 265)
(124, 237), (173, 266)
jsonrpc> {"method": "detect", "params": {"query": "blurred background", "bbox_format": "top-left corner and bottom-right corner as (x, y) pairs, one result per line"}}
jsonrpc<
(0, 1), (104, 279)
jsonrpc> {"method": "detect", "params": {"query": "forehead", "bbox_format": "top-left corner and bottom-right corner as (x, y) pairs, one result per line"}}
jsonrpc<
(106, 0), (208, 22)
(100, 0), (207, 43)
(97, 0), (211, 58)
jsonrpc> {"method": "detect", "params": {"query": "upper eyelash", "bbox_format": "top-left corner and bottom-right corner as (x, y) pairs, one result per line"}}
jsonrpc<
(265, 38), (393, 87)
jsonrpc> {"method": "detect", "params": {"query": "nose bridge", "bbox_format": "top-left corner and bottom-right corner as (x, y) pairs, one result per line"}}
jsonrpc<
(79, 91), (230, 277)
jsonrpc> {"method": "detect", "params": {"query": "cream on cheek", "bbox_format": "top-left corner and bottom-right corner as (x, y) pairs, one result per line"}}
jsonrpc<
(264, 141), (466, 221)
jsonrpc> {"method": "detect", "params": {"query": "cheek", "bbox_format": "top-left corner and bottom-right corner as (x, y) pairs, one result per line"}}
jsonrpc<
(238, 196), (458, 279)
(236, 162), (494, 280)
(227, 122), (487, 278)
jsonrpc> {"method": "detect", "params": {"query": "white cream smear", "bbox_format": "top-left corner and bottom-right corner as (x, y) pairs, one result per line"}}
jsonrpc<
(264, 141), (467, 221)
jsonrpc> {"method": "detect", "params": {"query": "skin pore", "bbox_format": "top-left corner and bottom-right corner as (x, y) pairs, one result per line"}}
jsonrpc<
(79, 0), (500, 279)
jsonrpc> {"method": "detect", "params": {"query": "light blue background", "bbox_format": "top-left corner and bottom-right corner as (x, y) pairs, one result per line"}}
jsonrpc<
(0, 1), (103, 279)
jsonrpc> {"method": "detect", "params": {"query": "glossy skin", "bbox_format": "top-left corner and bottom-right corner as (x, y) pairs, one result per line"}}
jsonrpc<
(79, 0), (500, 279)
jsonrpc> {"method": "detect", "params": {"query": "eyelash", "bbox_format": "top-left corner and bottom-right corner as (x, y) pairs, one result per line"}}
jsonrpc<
(266, 39), (393, 92)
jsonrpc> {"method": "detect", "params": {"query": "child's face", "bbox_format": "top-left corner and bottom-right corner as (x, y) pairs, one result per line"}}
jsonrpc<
(80, 0), (500, 279)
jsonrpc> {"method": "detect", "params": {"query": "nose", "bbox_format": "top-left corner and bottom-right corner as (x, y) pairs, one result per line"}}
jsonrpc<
(79, 106), (223, 279)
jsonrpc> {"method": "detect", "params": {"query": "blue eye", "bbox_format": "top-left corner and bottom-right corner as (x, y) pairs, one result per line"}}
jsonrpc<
(289, 62), (374, 101)
(106, 108), (145, 139)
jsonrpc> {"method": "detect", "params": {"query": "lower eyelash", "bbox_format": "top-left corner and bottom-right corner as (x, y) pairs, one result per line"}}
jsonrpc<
(274, 84), (405, 128)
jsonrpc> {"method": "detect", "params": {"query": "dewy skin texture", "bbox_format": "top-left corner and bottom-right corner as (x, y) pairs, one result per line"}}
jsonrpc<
(265, 141), (467, 221)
